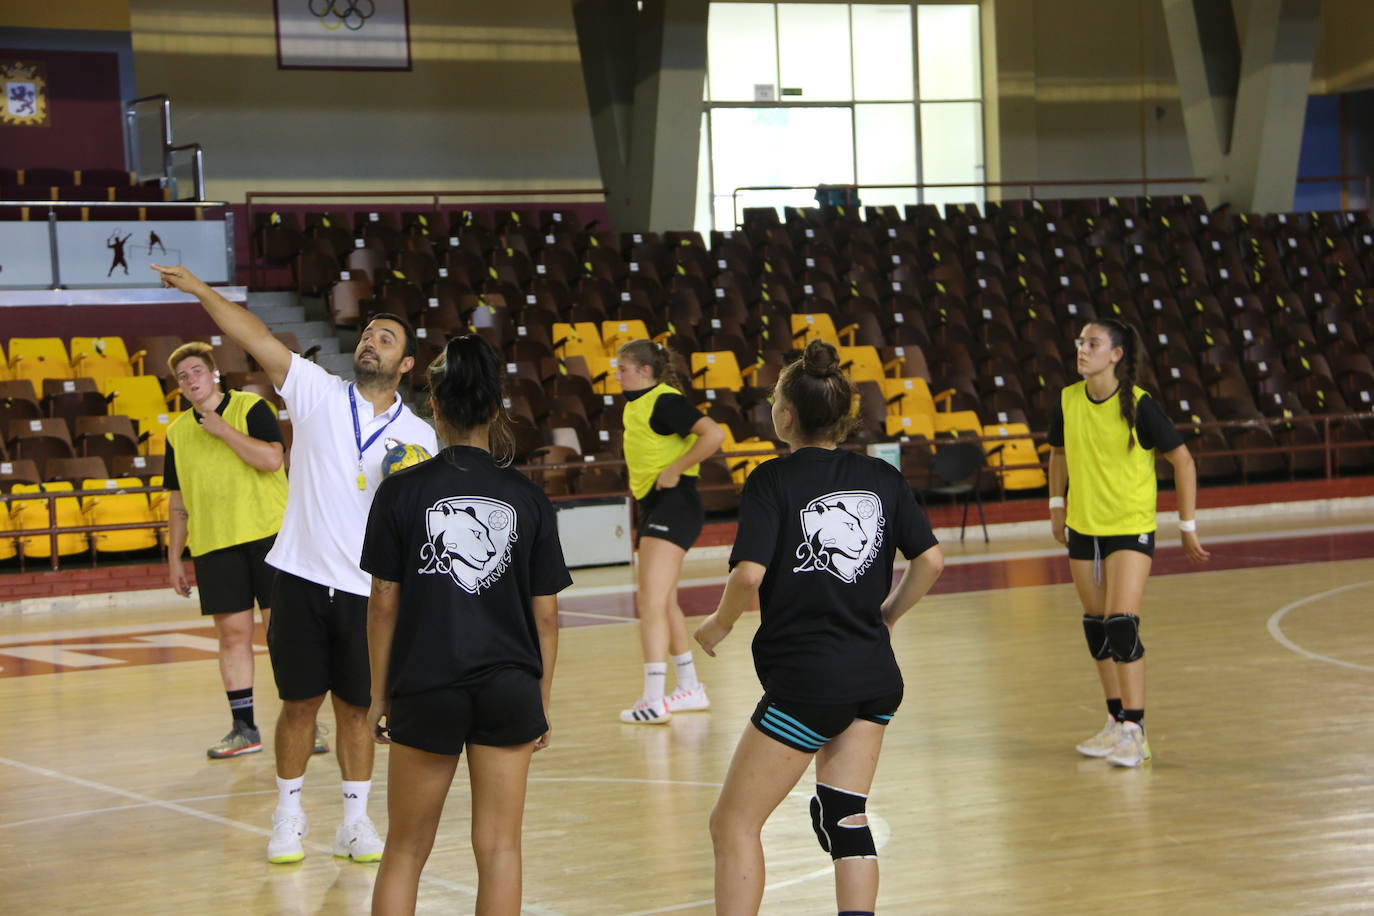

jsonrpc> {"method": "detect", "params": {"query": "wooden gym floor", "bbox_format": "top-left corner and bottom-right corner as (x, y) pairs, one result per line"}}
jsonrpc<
(1, 505), (1372, 914)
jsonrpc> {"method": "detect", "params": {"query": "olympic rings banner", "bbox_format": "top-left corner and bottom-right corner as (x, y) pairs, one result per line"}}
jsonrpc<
(275, 0), (412, 71)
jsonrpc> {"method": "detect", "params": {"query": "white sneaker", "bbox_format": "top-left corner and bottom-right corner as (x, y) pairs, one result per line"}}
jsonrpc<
(665, 682), (710, 712)
(1075, 717), (1121, 758)
(1106, 721), (1152, 768)
(334, 816), (384, 862)
(267, 811), (308, 864)
(619, 696), (672, 724)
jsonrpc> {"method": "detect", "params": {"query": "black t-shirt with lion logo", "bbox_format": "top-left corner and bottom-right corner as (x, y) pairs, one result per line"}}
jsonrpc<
(361, 445), (572, 698)
(729, 447), (938, 704)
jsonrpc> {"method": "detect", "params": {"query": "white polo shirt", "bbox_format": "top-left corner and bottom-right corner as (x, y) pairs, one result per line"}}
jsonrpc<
(267, 353), (437, 596)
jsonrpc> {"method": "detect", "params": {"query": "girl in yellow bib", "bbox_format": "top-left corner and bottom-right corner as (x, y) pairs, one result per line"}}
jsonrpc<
(615, 340), (726, 724)
(1047, 319), (1210, 767)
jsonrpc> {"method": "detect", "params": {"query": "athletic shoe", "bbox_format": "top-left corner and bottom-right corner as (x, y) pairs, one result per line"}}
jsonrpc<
(619, 697), (672, 725)
(207, 720), (262, 759)
(267, 811), (309, 864)
(334, 816), (384, 862)
(665, 682), (711, 712)
(1106, 721), (1152, 768)
(313, 724), (330, 755)
(1074, 717), (1120, 758)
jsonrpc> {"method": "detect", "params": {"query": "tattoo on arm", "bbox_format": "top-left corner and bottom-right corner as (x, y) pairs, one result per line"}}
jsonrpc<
(172, 508), (189, 520)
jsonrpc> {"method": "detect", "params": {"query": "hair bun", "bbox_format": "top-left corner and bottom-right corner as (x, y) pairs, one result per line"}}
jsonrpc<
(802, 339), (840, 378)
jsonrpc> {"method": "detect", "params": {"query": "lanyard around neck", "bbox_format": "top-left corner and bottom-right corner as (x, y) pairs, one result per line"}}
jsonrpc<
(349, 384), (402, 467)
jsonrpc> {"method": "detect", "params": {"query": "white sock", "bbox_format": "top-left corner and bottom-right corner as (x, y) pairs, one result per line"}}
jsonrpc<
(341, 780), (371, 823)
(643, 663), (667, 703)
(672, 651), (700, 690)
(276, 775), (305, 817)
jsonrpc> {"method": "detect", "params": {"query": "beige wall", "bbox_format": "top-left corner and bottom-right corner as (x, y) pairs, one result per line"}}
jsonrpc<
(129, 0), (601, 202)
(1314, 0), (1374, 93)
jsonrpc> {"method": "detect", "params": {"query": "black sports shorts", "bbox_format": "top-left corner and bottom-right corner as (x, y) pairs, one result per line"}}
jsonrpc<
(268, 571), (371, 707)
(192, 534), (276, 615)
(635, 477), (704, 551)
(388, 667), (547, 756)
(1067, 528), (1155, 561)
(749, 690), (904, 754)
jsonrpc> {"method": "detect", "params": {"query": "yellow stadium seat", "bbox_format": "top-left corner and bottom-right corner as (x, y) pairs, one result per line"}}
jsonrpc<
(132, 411), (179, 456)
(837, 346), (887, 385)
(886, 413), (936, 440)
(0, 504), (15, 560)
(10, 481), (89, 559)
(81, 477), (159, 553)
(933, 410), (983, 437)
(721, 436), (778, 483)
(983, 423), (1048, 491)
(600, 320), (649, 357)
(7, 337), (71, 389)
(0, 341), (8, 381)
(689, 351), (744, 391)
(585, 355), (623, 395)
(103, 376), (172, 419)
(148, 475), (168, 525)
(882, 377), (935, 420)
(70, 337), (137, 388)
(790, 313), (840, 348)
(551, 322), (605, 364)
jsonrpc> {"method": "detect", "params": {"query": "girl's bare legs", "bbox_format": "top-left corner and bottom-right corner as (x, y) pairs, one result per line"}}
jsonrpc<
(709, 727), (815, 915)
(467, 741), (536, 916)
(1069, 559), (1119, 702)
(814, 720), (887, 914)
(636, 536), (689, 663)
(371, 744), (460, 916)
(1102, 550), (1153, 710)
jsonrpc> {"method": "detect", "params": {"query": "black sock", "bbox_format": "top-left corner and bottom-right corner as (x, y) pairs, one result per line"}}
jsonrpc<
(227, 688), (255, 729)
(1121, 708), (1144, 726)
(1106, 698), (1123, 720)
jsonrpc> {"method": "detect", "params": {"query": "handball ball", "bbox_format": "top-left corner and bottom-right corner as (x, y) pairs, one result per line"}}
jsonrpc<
(381, 440), (432, 477)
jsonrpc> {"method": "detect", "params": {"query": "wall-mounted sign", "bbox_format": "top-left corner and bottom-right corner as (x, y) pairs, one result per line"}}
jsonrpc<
(2, 60), (48, 127)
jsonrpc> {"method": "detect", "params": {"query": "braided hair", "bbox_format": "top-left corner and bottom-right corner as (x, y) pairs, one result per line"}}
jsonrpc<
(427, 334), (514, 465)
(617, 338), (684, 390)
(777, 339), (858, 443)
(1090, 318), (1145, 450)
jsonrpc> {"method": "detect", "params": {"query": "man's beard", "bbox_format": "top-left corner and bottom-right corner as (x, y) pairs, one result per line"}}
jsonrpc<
(354, 356), (394, 386)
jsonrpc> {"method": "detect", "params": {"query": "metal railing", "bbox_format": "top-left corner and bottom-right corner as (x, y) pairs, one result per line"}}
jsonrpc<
(124, 94), (207, 201)
(728, 174), (1373, 230)
(244, 187), (606, 290)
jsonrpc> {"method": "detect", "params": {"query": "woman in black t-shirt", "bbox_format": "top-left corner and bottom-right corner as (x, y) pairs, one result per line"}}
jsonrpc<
(362, 336), (571, 915)
(695, 341), (944, 916)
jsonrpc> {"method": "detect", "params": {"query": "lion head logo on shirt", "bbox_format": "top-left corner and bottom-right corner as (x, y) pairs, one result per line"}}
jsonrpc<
(418, 497), (517, 594)
(793, 490), (884, 583)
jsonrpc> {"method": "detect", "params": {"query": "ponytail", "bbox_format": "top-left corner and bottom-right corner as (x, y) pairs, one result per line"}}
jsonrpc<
(1092, 319), (1145, 450)
(427, 335), (514, 465)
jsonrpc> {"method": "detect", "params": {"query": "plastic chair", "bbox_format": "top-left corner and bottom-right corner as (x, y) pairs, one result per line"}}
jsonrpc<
(10, 481), (89, 559)
(7, 338), (72, 390)
(689, 351), (744, 392)
(70, 337), (137, 388)
(81, 477), (159, 553)
(928, 441), (989, 543)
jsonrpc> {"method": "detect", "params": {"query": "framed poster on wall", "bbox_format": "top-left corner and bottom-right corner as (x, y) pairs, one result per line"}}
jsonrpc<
(275, 0), (412, 71)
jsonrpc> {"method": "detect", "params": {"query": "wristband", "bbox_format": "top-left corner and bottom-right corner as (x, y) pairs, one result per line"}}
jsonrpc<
(1178, 519), (1197, 533)
(1048, 496), (1065, 509)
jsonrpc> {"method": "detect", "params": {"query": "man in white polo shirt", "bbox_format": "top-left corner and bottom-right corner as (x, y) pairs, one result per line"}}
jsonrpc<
(153, 264), (437, 865)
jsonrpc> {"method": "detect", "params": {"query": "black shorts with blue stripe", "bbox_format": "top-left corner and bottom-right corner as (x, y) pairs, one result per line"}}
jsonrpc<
(749, 690), (904, 754)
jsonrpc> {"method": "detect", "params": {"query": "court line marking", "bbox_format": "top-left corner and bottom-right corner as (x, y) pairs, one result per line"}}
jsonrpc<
(0, 754), (570, 916)
(0, 766), (859, 915)
(1266, 580), (1374, 674)
(564, 522), (1374, 600)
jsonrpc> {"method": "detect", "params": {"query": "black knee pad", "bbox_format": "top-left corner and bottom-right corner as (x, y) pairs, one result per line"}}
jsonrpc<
(809, 783), (877, 861)
(1081, 614), (1111, 661)
(1105, 613), (1144, 663)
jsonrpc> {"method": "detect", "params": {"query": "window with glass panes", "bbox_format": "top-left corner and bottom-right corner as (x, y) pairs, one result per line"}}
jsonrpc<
(697, 3), (984, 232)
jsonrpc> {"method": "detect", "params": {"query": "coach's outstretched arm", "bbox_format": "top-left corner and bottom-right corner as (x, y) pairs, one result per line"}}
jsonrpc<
(151, 264), (293, 390)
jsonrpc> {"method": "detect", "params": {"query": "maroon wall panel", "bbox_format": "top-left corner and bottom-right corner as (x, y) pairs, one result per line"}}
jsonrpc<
(0, 48), (124, 172)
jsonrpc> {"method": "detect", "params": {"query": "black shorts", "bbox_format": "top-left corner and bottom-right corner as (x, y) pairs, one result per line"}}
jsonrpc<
(1067, 528), (1155, 561)
(388, 667), (547, 756)
(268, 571), (371, 707)
(635, 478), (704, 551)
(192, 535), (276, 615)
(750, 690), (903, 754)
